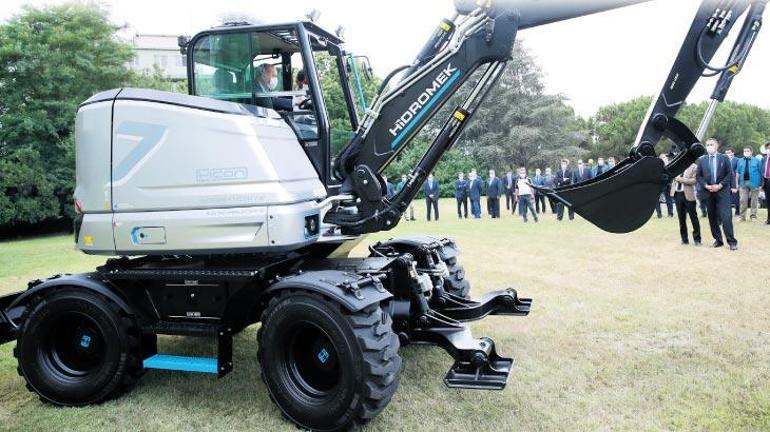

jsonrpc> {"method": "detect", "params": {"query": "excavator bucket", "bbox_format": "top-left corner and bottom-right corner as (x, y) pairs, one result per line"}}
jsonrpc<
(539, 156), (665, 234)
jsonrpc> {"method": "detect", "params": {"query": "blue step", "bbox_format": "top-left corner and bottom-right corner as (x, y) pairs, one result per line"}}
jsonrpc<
(143, 354), (218, 374)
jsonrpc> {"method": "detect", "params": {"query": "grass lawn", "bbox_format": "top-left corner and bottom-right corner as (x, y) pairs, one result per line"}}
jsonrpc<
(1, 199), (769, 431)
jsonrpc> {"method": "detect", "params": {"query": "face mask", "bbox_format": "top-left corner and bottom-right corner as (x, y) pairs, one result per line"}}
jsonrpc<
(301, 84), (309, 91)
(744, 152), (751, 158)
(561, 164), (567, 170)
(519, 174), (526, 178)
(268, 76), (278, 90)
(706, 145), (717, 155)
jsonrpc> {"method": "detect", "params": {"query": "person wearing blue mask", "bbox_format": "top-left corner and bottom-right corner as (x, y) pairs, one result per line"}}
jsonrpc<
(423, 173), (440, 222)
(454, 172), (469, 219)
(735, 146), (763, 221)
(696, 138), (737, 250)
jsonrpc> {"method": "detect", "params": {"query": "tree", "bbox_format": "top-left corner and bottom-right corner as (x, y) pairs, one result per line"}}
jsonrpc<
(457, 41), (588, 173)
(590, 97), (770, 159)
(384, 40), (587, 197)
(590, 96), (652, 159)
(0, 3), (134, 228)
(313, 53), (381, 158)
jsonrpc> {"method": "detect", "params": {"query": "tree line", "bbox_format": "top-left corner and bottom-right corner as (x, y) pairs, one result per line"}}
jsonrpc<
(2, 3), (769, 232)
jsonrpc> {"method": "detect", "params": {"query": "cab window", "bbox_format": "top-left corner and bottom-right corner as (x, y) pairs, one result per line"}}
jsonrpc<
(191, 30), (307, 112)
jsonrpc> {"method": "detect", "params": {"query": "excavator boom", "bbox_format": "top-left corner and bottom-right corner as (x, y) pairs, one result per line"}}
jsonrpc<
(327, 0), (766, 236)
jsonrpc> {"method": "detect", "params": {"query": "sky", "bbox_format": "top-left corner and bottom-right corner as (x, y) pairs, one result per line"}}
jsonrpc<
(2, 0), (769, 117)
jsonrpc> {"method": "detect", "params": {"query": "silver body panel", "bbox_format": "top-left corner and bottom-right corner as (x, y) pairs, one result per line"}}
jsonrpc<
(74, 89), (327, 255)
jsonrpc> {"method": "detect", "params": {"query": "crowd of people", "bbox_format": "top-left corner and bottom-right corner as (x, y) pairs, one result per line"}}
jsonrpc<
(385, 156), (621, 224)
(665, 139), (770, 251)
(383, 139), (770, 251)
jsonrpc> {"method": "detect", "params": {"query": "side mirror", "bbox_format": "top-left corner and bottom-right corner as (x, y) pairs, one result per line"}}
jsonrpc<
(352, 55), (373, 81)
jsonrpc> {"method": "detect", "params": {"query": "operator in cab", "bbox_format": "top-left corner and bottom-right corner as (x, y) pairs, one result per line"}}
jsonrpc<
(254, 63), (293, 111)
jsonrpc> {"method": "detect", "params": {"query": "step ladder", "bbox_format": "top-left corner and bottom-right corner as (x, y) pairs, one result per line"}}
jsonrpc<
(141, 321), (233, 378)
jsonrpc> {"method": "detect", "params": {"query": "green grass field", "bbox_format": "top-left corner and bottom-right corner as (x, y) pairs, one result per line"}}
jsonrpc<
(1, 200), (769, 431)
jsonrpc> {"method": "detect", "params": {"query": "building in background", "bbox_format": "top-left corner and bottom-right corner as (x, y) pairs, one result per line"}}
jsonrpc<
(129, 34), (186, 80)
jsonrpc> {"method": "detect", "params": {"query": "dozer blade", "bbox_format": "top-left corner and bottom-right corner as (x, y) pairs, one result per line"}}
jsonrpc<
(540, 156), (665, 234)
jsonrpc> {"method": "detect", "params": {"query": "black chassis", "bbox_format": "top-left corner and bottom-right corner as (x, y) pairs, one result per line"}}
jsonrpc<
(0, 236), (529, 390)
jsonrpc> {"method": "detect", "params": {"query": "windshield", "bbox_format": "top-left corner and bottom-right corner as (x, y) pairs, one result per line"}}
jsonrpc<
(191, 29), (307, 109)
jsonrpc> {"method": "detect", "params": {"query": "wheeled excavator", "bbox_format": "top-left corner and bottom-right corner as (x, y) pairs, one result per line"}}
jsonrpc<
(0, 0), (764, 430)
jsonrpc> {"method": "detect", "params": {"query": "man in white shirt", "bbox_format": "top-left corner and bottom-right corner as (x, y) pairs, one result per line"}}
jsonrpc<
(515, 167), (538, 223)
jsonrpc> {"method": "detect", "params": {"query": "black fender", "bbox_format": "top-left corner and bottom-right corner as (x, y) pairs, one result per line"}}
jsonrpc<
(262, 270), (392, 312)
(373, 235), (461, 262)
(8, 273), (133, 320)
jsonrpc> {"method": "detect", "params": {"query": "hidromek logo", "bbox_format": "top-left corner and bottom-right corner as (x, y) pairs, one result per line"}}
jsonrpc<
(388, 64), (459, 145)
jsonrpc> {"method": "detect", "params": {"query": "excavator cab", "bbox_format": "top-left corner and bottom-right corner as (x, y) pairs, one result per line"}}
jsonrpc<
(184, 22), (361, 190)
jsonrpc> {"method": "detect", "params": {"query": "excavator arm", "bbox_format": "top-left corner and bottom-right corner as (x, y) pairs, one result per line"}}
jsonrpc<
(545, 0), (766, 233)
(326, 0), (651, 235)
(324, 0), (766, 236)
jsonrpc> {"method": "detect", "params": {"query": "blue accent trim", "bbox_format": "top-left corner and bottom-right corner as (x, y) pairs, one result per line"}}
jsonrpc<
(130, 227), (140, 245)
(390, 71), (462, 149)
(143, 354), (218, 374)
(80, 335), (91, 348)
(318, 348), (330, 364)
(114, 122), (167, 180)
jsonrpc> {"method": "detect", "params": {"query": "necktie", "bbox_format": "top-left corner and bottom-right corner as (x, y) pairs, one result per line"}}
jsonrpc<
(710, 156), (717, 184)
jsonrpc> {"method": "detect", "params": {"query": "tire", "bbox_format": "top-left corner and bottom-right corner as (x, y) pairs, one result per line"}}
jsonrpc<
(13, 287), (142, 406)
(257, 291), (401, 431)
(443, 257), (471, 299)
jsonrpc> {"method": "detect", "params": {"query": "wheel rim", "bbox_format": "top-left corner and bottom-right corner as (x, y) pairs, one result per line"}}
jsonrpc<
(284, 321), (341, 401)
(40, 312), (106, 378)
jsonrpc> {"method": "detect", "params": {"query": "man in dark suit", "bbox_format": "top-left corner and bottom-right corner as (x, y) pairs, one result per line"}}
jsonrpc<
(762, 142), (770, 225)
(454, 172), (469, 219)
(595, 157), (609, 176)
(571, 159), (592, 184)
(725, 148), (740, 216)
(655, 153), (674, 218)
(423, 173), (440, 222)
(486, 169), (503, 218)
(503, 170), (516, 214)
(556, 159), (574, 221)
(696, 138), (737, 250)
(468, 169), (483, 219)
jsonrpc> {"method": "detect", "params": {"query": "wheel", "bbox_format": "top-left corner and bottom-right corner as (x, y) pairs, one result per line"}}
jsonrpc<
(13, 287), (142, 406)
(257, 291), (401, 431)
(443, 257), (471, 299)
